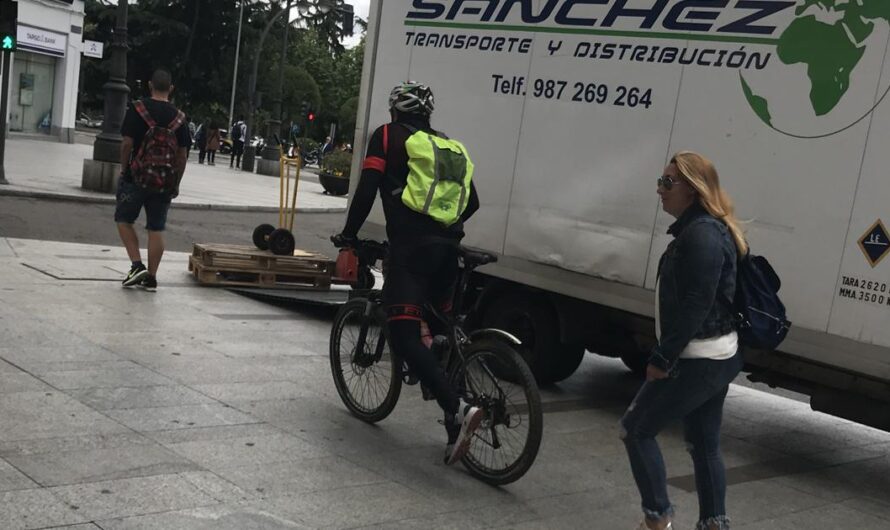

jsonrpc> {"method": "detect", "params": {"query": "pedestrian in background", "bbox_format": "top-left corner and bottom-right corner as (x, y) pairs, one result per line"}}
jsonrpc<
(206, 121), (220, 166)
(230, 116), (247, 169)
(195, 119), (208, 164)
(187, 117), (196, 158)
(621, 151), (747, 530)
(115, 69), (190, 292)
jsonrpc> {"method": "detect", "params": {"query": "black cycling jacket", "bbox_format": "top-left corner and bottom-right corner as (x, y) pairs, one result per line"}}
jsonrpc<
(342, 115), (479, 243)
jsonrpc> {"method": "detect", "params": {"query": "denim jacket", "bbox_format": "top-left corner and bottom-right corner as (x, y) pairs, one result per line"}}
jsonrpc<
(649, 203), (738, 372)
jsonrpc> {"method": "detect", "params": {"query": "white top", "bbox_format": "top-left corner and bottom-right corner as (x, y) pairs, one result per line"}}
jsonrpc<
(655, 278), (738, 361)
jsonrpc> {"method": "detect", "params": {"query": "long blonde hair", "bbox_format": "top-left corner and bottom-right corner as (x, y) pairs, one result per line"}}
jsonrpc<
(671, 151), (748, 256)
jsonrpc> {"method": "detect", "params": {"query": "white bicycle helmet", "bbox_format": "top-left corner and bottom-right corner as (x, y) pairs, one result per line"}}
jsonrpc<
(389, 82), (434, 116)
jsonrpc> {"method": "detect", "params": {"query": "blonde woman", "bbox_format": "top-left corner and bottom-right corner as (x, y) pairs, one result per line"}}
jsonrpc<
(621, 152), (748, 530)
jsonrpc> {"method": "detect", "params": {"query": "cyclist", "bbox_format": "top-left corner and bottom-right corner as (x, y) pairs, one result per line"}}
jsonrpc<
(333, 81), (483, 465)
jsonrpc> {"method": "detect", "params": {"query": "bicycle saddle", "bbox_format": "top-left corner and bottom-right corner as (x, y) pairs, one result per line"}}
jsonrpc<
(458, 246), (498, 267)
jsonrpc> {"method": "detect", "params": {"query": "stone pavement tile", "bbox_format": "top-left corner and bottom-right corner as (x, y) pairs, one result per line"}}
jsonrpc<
(48, 471), (250, 521)
(0, 345), (121, 366)
(16, 360), (138, 376)
(0, 487), (90, 530)
(163, 432), (332, 471)
(0, 371), (54, 393)
(102, 403), (259, 432)
(336, 447), (544, 511)
(144, 423), (285, 446)
(0, 391), (129, 442)
(261, 482), (440, 529)
(5, 441), (201, 487)
(0, 358), (22, 372)
(67, 385), (217, 411)
(235, 398), (350, 431)
(96, 503), (310, 530)
(42, 523), (102, 530)
(212, 456), (386, 497)
(0, 433), (153, 459)
(0, 458), (39, 492)
(190, 381), (317, 404)
(838, 497), (890, 524)
(138, 358), (283, 385)
(734, 501), (890, 529)
(721, 479), (830, 524)
(38, 364), (179, 390)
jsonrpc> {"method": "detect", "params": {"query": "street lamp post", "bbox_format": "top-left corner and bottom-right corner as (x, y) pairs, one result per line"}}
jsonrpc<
(259, 0), (293, 167)
(82, 0), (129, 193)
(247, 0), (336, 176)
(227, 0), (245, 133)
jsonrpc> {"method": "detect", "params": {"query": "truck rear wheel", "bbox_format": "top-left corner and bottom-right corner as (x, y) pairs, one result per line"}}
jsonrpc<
(620, 351), (648, 377)
(482, 292), (581, 385)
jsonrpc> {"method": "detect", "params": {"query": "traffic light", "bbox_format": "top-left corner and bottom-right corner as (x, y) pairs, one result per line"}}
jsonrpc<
(340, 3), (354, 37)
(0, 0), (18, 52)
(300, 100), (309, 116)
(307, 112), (315, 122)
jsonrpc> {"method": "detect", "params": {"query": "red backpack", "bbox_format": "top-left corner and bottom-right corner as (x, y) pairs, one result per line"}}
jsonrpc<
(129, 100), (185, 192)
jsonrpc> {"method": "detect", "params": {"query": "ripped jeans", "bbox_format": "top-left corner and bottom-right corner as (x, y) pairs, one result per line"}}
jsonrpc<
(620, 353), (743, 529)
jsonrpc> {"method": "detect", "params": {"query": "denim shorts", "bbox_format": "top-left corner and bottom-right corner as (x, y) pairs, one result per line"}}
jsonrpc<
(114, 177), (172, 231)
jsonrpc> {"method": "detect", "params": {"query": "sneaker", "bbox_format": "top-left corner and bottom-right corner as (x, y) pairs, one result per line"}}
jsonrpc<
(637, 519), (672, 530)
(122, 264), (147, 287)
(444, 400), (483, 466)
(139, 275), (157, 292)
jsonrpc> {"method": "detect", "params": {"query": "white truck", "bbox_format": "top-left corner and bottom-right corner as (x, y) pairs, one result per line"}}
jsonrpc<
(350, 0), (890, 431)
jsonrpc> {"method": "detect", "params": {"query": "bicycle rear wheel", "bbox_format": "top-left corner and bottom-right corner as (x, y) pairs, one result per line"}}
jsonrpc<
(330, 298), (401, 423)
(452, 338), (543, 485)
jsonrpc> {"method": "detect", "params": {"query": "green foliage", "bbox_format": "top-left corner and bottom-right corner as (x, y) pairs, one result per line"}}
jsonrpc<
(293, 137), (320, 155)
(81, 0), (365, 143)
(320, 149), (352, 178)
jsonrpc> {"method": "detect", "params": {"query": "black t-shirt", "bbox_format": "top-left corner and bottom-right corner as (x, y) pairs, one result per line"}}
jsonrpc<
(120, 98), (192, 171)
(343, 117), (479, 242)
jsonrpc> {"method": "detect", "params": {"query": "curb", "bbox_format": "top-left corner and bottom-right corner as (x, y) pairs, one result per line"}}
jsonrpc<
(0, 187), (347, 214)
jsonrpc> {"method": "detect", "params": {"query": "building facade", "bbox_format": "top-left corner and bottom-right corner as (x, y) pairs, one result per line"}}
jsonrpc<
(6, 0), (84, 143)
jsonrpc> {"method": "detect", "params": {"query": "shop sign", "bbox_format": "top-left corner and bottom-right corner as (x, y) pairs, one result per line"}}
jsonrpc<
(17, 25), (66, 57)
(83, 40), (103, 59)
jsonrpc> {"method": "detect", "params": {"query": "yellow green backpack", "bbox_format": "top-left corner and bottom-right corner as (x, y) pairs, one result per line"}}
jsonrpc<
(389, 123), (474, 226)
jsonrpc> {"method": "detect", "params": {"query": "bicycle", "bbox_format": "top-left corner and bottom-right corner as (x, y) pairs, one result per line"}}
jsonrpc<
(329, 238), (543, 485)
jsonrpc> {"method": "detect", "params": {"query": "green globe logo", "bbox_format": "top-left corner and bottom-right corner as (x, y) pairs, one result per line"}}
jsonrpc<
(741, 0), (890, 138)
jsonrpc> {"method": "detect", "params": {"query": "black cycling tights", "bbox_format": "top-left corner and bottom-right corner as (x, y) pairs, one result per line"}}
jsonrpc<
(383, 242), (461, 416)
(388, 319), (459, 416)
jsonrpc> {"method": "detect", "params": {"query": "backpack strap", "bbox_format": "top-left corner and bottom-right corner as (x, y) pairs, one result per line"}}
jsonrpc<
(133, 100), (156, 128)
(167, 110), (186, 132)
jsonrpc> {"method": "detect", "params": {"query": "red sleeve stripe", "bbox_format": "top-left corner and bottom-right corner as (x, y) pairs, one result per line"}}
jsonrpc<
(387, 315), (422, 322)
(363, 156), (386, 173)
(383, 124), (389, 154)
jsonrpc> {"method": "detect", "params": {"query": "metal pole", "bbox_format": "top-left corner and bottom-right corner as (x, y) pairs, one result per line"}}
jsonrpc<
(227, 0), (244, 131)
(267, 0), (292, 146)
(0, 51), (11, 184)
(245, 3), (289, 148)
(91, 0), (129, 163)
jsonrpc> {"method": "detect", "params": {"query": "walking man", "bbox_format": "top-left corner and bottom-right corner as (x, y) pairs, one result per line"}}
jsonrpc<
(115, 69), (191, 291)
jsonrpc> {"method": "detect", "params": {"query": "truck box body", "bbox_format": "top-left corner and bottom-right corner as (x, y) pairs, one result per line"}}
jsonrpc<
(352, 0), (890, 422)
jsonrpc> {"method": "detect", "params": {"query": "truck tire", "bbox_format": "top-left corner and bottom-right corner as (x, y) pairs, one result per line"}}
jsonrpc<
(482, 292), (580, 384)
(620, 350), (648, 377)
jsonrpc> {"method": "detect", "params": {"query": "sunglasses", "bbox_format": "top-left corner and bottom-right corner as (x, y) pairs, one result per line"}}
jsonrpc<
(657, 175), (681, 190)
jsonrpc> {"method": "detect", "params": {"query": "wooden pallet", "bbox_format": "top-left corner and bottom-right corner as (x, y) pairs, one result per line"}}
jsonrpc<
(188, 243), (333, 290)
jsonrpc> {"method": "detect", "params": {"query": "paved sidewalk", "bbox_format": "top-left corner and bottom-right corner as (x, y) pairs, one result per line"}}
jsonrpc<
(2, 237), (890, 529)
(0, 138), (347, 213)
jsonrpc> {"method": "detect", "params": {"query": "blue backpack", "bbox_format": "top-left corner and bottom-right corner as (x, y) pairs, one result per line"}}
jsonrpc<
(732, 252), (791, 350)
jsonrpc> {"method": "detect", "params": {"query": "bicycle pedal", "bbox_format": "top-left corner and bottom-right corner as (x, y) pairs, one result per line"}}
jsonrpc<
(402, 372), (419, 385)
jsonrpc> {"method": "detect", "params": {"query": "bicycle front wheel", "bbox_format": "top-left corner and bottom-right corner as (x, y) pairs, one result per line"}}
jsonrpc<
(452, 338), (543, 485)
(330, 298), (401, 423)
